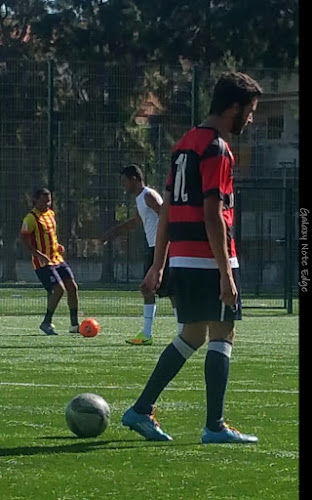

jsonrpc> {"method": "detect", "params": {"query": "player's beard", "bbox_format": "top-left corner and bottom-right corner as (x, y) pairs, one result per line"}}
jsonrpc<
(231, 109), (247, 136)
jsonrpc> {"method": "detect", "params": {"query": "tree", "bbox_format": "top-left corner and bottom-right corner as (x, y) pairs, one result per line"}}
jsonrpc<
(0, 0), (298, 282)
(0, 2), (52, 280)
(135, 0), (298, 70)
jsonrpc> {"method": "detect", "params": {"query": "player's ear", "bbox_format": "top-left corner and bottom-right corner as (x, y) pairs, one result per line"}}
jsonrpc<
(231, 103), (241, 116)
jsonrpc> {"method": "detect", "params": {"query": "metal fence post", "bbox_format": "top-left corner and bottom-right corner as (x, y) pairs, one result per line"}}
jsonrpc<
(191, 65), (199, 127)
(235, 188), (242, 258)
(48, 59), (55, 195)
(126, 193), (130, 284)
(282, 187), (288, 309)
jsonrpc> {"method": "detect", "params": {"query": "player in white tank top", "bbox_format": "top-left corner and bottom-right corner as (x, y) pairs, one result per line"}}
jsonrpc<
(102, 164), (183, 344)
(135, 185), (163, 248)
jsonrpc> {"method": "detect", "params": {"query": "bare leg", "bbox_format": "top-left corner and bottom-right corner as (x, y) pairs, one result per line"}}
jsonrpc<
(63, 279), (79, 326)
(43, 283), (65, 324)
(169, 296), (184, 336)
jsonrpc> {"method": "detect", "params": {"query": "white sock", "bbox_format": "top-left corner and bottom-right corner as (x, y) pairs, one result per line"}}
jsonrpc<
(173, 308), (184, 336)
(143, 304), (156, 338)
(172, 336), (195, 359)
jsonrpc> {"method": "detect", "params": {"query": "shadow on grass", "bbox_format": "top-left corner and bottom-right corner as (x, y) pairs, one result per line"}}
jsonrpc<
(0, 437), (179, 457)
(0, 345), (65, 349)
(0, 343), (127, 349)
(2, 335), (41, 339)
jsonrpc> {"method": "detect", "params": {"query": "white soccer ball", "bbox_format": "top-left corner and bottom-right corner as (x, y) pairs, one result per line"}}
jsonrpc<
(65, 393), (110, 438)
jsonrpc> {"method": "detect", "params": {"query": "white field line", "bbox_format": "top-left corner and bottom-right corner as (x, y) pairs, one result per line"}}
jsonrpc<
(0, 381), (298, 394)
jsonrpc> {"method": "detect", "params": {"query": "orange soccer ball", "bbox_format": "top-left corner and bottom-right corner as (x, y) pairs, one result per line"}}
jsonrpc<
(79, 318), (100, 337)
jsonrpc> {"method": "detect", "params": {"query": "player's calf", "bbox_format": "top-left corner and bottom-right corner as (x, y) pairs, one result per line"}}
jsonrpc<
(63, 279), (79, 330)
(204, 320), (235, 433)
(131, 335), (196, 416)
(40, 283), (64, 335)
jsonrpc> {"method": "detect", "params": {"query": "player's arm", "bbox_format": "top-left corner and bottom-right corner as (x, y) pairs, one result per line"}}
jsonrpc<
(152, 190), (170, 269)
(57, 244), (65, 255)
(102, 210), (141, 243)
(20, 233), (51, 266)
(204, 196), (232, 275)
(201, 146), (238, 306)
(144, 191), (162, 215)
(141, 191), (170, 295)
(204, 196), (237, 307)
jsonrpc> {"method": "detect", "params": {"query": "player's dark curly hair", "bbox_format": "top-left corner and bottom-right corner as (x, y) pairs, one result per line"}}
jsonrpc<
(121, 164), (144, 182)
(209, 72), (263, 115)
(33, 187), (51, 200)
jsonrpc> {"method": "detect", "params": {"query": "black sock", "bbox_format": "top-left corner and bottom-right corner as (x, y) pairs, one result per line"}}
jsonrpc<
(205, 340), (232, 432)
(133, 337), (195, 414)
(70, 308), (78, 326)
(43, 309), (53, 324)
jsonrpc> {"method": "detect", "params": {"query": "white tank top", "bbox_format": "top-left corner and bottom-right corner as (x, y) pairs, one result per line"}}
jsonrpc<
(136, 186), (163, 247)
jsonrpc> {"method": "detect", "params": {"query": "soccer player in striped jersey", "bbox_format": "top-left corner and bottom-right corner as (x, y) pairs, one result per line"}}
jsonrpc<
(122, 72), (263, 443)
(20, 188), (79, 336)
(103, 164), (182, 345)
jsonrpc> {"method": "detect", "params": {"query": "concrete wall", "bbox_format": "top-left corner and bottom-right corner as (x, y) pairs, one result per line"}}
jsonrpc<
(0, 260), (144, 283)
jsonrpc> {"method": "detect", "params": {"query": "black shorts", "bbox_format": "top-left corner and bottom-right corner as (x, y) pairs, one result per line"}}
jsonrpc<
(170, 267), (242, 323)
(144, 247), (172, 298)
(35, 262), (75, 293)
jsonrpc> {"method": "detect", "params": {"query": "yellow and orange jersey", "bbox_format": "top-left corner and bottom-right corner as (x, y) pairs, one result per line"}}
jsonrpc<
(20, 208), (64, 269)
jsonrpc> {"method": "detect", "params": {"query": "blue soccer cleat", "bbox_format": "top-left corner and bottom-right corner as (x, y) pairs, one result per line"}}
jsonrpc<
(202, 423), (258, 444)
(40, 322), (58, 336)
(122, 406), (173, 441)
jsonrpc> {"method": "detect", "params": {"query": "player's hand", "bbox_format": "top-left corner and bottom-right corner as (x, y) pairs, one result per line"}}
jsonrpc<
(220, 271), (238, 307)
(141, 264), (163, 296)
(58, 244), (65, 255)
(36, 252), (51, 266)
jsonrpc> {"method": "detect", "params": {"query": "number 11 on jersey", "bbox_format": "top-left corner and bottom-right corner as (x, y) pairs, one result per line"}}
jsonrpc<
(174, 153), (188, 203)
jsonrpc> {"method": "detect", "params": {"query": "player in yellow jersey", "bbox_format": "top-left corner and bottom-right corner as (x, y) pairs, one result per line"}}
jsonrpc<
(20, 188), (80, 335)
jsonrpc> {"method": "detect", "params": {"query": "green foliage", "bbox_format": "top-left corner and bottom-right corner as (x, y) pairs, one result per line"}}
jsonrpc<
(0, 0), (298, 278)
(1, 1), (298, 68)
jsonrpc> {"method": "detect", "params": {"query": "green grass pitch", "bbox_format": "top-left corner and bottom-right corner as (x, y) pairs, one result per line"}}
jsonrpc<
(0, 313), (298, 500)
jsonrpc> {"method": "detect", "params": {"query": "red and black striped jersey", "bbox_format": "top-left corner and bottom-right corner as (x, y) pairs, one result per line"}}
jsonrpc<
(166, 126), (238, 269)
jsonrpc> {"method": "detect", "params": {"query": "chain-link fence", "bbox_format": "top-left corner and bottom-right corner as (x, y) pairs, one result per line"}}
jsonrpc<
(0, 60), (299, 314)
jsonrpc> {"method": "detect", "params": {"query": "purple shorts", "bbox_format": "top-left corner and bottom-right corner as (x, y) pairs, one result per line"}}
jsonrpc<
(35, 262), (75, 292)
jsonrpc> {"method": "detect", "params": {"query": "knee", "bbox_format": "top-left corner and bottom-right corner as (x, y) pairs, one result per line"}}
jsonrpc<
(185, 335), (206, 350)
(181, 323), (208, 350)
(209, 321), (235, 343)
(53, 283), (65, 297)
(172, 335), (196, 359)
(228, 327), (235, 343)
(142, 292), (155, 304)
(65, 280), (78, 294)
